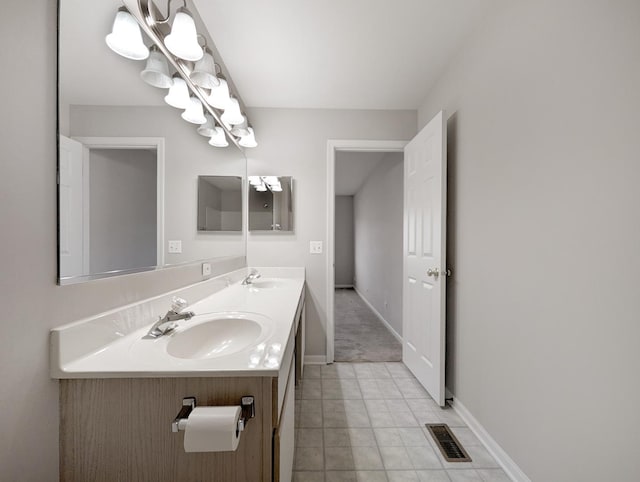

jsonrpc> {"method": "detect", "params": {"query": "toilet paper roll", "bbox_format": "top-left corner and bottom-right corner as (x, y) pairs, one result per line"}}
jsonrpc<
(183, 405), (242, 452)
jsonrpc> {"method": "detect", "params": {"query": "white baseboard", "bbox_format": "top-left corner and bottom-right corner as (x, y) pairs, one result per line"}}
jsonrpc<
(450, 398), (531, 482)
(304, 355), (327, 365)
(353, 287), (403, 343)
(335, 284), (354, 289)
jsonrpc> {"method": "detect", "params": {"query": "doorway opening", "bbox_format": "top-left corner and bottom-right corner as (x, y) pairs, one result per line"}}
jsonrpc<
(326, 140), (407, 363)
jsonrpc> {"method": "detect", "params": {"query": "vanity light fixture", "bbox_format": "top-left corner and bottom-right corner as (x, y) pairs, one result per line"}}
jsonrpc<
(230, 116), (250, 137)
(108, 1), (257, 149)
(197, 114), (216, 137)
(164, 74), (190, 108)
(239, 127), (258, 148)
(208, 126), (229, 147)
(140, 45), (172, 88)
(181, 97), (207, 124)
(164, 6), (203, 61)
(206, 75), (231, 109)
(105, 7), (149, 60)
(250, 176), (279, 191)
(221, 96), (245, 126)
(191, 47), (220, 89)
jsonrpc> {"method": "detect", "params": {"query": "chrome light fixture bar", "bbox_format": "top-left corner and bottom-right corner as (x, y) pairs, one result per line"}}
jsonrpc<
(122, 0), (255, 149)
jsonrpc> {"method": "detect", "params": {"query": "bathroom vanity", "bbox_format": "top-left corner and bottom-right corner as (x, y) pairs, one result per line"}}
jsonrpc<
(51, 268), (305, 482)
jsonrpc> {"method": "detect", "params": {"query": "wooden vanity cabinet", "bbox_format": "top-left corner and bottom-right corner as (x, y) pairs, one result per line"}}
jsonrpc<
(59, 291), (305, 482)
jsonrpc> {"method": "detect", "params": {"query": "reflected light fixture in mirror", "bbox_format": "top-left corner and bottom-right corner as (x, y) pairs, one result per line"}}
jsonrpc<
(239, 127), (258, 148)
(182, 97), (207, 124)
(105, 7), (149, 60)
(106, 0), (257, 148)
(191, 48), (220, 89)
(197, 114), (215, 136)
(140, 45), (172, 88)
(209, 127), (229, 147)
(206, 75), (230, 109)
(164, 75), (190, 108)
(230, 116), (250, 137)
(221, 97), (244, 126)
(163, 6), (203, 61)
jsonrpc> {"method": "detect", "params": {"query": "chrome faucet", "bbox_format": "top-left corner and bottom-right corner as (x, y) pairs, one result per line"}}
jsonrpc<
(146, 297), (195, 338)
(241, 269), (261, 285)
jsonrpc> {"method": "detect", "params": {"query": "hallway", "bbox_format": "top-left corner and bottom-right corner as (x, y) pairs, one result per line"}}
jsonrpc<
(334, 289), (402, 362)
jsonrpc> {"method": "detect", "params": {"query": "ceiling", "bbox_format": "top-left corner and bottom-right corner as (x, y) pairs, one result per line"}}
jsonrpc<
(60, 0), (502, 111)
(335, 151), (389, 196)
(192, 0), (501, 110)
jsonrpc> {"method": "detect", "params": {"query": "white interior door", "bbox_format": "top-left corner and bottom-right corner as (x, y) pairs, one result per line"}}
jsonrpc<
(58, 135), (86, 278)
(402, 111), (447, 406)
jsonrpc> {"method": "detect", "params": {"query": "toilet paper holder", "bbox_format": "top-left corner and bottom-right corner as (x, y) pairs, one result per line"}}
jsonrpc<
(171, 396), (255, 433)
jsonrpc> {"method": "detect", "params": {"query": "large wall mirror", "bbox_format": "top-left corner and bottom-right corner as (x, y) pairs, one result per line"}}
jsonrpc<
(58, 0), (246, 284)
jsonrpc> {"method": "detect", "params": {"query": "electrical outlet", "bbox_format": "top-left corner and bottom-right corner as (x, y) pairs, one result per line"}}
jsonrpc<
(202, 262), (212, 276)
(310, 241), (323, 254)
(168, 240), (182, 254)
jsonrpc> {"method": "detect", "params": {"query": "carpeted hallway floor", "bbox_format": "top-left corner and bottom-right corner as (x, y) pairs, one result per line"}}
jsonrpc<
(334, 288), (402, 362)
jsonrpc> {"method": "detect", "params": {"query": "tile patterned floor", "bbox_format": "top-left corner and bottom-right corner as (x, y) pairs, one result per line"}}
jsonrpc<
(294, 363), (511, 482)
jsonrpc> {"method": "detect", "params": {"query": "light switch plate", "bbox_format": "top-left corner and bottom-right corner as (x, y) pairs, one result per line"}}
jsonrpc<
(168, 240), (182, 254)
(310, 241), (323, 254)
(202, 262), (212, 276)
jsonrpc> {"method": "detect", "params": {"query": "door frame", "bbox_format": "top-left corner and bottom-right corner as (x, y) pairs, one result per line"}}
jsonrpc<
(326, 139), (408, 363)
(73, 136), (166, 268)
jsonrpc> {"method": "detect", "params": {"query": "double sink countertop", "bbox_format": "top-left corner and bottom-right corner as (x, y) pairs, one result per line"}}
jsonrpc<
(50, 267), (305, 379)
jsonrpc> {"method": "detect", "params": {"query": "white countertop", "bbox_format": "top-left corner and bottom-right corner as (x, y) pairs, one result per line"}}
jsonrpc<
(50, 268), (305, 379)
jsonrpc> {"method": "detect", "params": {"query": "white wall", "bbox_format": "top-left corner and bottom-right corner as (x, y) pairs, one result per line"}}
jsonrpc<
(418, 1), (640, 480)
(89, 148), (157, 273)
(353, 153), (403, 336)
(334, 196), (354, 286)
(246, 108), (416, 357)
(0, 3), (244, 480)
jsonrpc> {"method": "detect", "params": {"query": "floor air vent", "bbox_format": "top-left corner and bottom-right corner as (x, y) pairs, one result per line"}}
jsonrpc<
(426, 423), (472, 462)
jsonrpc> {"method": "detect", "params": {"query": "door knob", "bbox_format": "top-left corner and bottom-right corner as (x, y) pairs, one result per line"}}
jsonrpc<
(427, 268), (452, 279)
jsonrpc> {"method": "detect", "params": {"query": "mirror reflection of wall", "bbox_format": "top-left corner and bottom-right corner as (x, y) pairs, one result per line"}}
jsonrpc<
(198, 176), (243, 232)
(248, 177), (294, 232)
(57, 0), (247, 285)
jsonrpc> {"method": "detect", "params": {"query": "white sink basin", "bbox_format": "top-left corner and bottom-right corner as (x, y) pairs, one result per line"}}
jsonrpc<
(166, 313), (272, 360)
(247, 278), (286, 290)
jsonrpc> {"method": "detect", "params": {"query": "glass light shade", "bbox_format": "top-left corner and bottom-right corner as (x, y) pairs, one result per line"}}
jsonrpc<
(164, 76), (190, 108)
(105, 7), (149, 60)
(191, 51), (220, 89)
(181, 97), (207, 124)
(230, 116), (250, 137)
(248, 176), (262, 186)
(239, 127), (258, 148)
(140, 46), (172, 88)
(208, 127), (229, 147)
(221, 97), (244, 126)
(164, 7), (203, 61)
(197, 114), (215, 137)
(206, 77), (230, 109)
